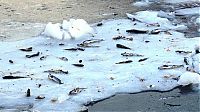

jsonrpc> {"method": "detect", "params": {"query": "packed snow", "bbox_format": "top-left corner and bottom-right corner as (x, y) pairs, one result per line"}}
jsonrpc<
(0, 0), (200, 110)
(42, 19), (94, 40)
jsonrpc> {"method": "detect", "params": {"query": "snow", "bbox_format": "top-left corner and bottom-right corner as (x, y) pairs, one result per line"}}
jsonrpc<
(177, 72), (200, 86)
(0, 11), (199, 111)
(42, 19), (94, 40)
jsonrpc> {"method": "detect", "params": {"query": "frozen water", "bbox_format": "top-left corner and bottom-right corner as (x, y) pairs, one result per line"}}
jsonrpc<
(0, 11), (199, 111)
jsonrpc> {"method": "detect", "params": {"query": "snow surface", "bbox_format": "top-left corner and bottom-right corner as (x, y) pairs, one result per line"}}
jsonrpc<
(0, 11), (199, 111)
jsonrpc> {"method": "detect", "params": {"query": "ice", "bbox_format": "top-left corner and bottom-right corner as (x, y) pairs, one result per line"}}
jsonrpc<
(177, 72), (200, 86)
(175, 7), (200, 16)
(0, 11), (199, 111)
(133, 0), (151, 7)
(163, 0), (199, 4)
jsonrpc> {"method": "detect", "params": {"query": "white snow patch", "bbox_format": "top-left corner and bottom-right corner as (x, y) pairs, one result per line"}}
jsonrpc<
(178, 72), (200, 86)
(42, 19), (94, 40)
(0, 11), (199, 111)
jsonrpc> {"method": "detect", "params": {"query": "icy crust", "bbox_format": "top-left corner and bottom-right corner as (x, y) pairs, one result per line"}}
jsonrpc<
(0, 11), (199, 111)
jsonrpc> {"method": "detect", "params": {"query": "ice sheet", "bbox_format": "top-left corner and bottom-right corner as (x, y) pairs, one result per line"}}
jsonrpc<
(0, 11), (199, 111)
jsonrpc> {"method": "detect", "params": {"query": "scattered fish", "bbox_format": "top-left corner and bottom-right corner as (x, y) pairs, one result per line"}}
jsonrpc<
(26, 88), (31, 97)
(72, 64), (84, 67)
(116, 44), (131, 50)
(175, 50), (192, 54)
(126, 29), (148, 34)
(116, 60), (133, 64)
(158, 65), (184, 70)
(48, 74), (63, 84)
(2, 76), (28, 79)
(69, 87), (87, 95)
(19, 47), (32, 52)
(112, 35), (133, 41)
(121, 52), (143, 57)
(26, 52), (40, 58)
(44, 69), (68, 74)
(64, 48), (85, 51)
(138, 58), (148, 62)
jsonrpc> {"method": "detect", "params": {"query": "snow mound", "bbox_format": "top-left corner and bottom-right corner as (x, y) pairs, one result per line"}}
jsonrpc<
(178, 72), (200, 86)
(42, 19), (94, 40)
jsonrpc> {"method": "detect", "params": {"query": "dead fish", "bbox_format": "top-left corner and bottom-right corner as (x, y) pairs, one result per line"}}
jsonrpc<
(35, 95), (45, 99)
(58, 57), (68, 61)
(116, 60), (133, 64)
(150, 29), (161, 34)
(9, 60), (14, 64)
(158, 65), (184, 70)
(26, 52), (40, 58)
(48, 74), (63, 84)
(121, 52), (144, 57)
(138, 58), (148, 62)
(19, 47), (32, 52)
(97, 23), (103, 26)
(184, 57), (189, 65)
(2, 76), (28, 79)
(113, 35), (133, 41)
(116, 44), (131, 50)
(77, 39), (104, 48)
(175, 50), (192, 54)
(40, 55), (48, 60)
(44, 69), (68, 74)
(26, 88), (31, 97)
(64, 48), (85, 51)
(126, 29), (148, 34)
(69, 87), (87, 95)
(59, 43), (65, 46)
(72, 64), (84, 67)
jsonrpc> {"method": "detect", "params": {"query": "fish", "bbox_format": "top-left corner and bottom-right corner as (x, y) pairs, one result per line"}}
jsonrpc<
(44, 69), (68, 74)
(121, 52), (144, 57)
(158, 65), (184, 70)
(113, 35), (133, 41)
(48, 74), (63, 84)
(116, 44), (131, 50)
(116, 60), (133, 64)
(26, 88), (31, 97)
(26, 52), (40, 58)
(69, 87), (87, 95)
(72, 64), (84, 67)
(19, 47), (32, 52)
(64, 48), (85, 51)
(2, 76), (28, 79)
(175, 50), (192, 54)
(126, 29), (148, 34)
(77, 39), (104, 48)
(138, 58), (148, 62)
